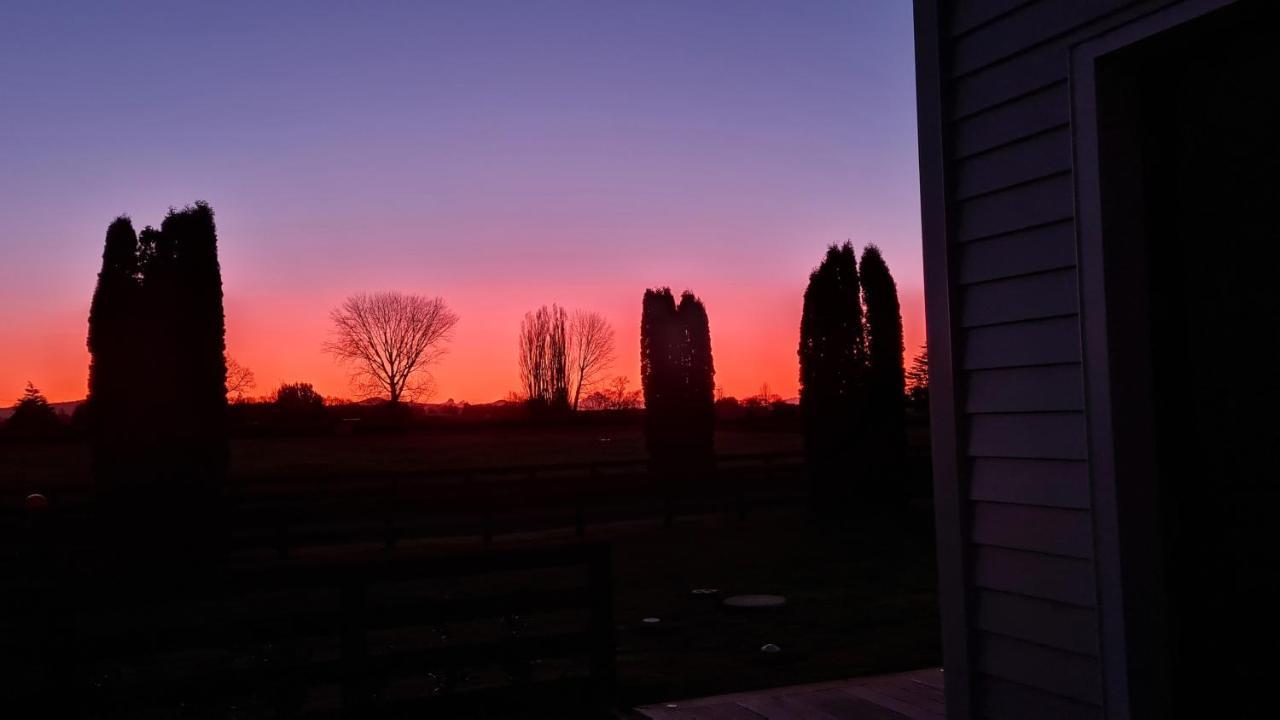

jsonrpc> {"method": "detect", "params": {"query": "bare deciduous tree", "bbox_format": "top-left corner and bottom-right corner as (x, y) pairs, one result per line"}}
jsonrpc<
(325, 292), (459, 403)
(518, 304), (569, 409)
(582, 376), (642, 411)
(224, 354), (256, 402)
(604, 375), (641, 409)
(568, 310), (616, 410)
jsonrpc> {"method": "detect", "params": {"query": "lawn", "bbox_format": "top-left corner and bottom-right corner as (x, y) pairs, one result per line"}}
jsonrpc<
(0, 423), (802, 494)
(0, 422), (940, 707)
(609, 505), (940, 705)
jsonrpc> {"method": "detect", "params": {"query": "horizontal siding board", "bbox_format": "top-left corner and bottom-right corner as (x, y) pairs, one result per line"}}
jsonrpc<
(965, 364), (1084, 413)
(961, 268), (1078, 327)
(971, 502), (1094, 558)
(952, 83), (1069, 158)
(951, 41), (1070, 118)
(949, 0), (1039, 36)
(972, 545), (1097, 606)
(950, 0), (1179, 117)
(957, 221), (1076, 284)
(977, 674), (1103, 719)
(969, 458), (1091, 508)
(951, 0), (1130, 76)
(977, 632), (1103, 704)
(955, 127), (1073, 199)
(962, 316), (1081, 369)
(967, 412), (1087, 460)
(956, 174), (1074, 242)
(975, 590), (1100, 655)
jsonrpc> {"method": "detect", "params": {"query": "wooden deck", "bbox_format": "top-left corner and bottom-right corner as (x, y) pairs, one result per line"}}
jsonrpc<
(635, 668), (945, 719)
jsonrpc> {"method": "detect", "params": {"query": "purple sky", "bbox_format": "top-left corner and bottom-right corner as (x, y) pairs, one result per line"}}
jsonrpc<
(0, 1), (921, 404)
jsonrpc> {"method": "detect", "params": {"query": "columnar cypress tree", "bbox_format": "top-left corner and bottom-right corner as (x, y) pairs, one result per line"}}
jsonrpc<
(85, 203), (230, 564)
(641, 288), (716, 467)
(87, 216), (141, 482)
(677, 291), (715, 462)
(641, 288), (680, 459)
(138, 223), (178, 447)
(160, 201), (229, 485)
(859, 244), (906, 495)
(798, 242), (865, 509)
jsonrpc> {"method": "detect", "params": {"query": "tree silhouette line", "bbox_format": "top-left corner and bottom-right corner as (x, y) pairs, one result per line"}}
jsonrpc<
(32, 207), (914, 516)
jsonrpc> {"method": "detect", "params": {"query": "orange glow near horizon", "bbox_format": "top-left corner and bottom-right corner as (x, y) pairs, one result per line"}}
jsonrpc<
(2, 278), (926, 407)
(0, 3), (924, 408)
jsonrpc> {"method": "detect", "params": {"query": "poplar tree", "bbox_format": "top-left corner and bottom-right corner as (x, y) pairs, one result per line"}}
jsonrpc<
(159, 201), (229, 483)
(87, 216), (141, 480)
(860, 244), (906, 494)
(641, 288), (716, 466)
(641, 288), (680, 459)
(677, 291), (715, 462)
(798, 242), (865, 508)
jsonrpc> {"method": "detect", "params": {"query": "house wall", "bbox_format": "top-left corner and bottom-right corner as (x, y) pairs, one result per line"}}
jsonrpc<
(912, 2), (1193, 718)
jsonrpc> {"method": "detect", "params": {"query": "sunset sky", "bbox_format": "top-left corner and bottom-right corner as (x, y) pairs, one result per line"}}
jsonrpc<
(0, 1), (922, 406)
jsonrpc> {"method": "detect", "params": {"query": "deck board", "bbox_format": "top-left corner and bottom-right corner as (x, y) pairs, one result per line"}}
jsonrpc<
(636, 668), (946, 719)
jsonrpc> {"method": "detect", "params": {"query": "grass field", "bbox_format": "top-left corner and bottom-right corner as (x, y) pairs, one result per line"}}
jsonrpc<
(1, 423), (802, 493)
(610, 506), (940, 705)
(0, 423), (940, 706)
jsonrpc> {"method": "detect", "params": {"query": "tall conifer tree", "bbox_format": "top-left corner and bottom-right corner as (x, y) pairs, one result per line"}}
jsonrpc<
(87, 216), (141, 481)
(798, 242), (865, 509)
(641, 288), (716, 466)
(159, 201), (228, 482)
(859, 244), (906, 494)
(677, 291), (715, 461)
(641, 288), (680, 459)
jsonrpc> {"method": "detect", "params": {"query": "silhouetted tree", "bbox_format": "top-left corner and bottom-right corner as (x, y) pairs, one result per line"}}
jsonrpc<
(677, 291), (716, 462)
(641, 288), (715, 465)
(225, 355), (256, 402)
(158, 202), (230, 483)
(6, 383), (63, 439)
(326, 292), (459, 403)
(87, 216), (141, 477)
(80, 203), (231, 566)
(609, 375), (642, 410)
(641, 288), (681, 458)
(906, 344), (928, 406)
(581, 376), (641, 411)
(518, 304), (570, 411)
(860, 244), (906, 495)
(273, 382), (328, 432)
(798, 242), (865, 510)
(568, 310), (616, 410)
